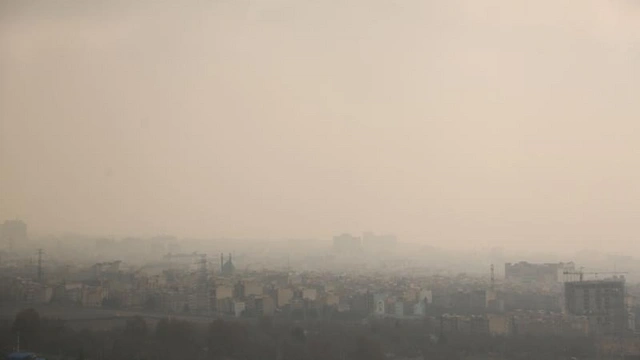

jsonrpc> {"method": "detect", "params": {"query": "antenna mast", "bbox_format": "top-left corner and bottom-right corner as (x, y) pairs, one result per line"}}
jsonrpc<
(37, 248), (44, 282)
(490, 264), (495, 290)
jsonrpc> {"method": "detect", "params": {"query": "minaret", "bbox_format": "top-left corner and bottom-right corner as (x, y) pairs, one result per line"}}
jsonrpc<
(220, 253), (224, 272)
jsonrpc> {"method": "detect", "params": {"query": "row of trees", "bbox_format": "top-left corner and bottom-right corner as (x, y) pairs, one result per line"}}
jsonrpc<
(1, 308), (598, 360)
(0, 308), (387, 360)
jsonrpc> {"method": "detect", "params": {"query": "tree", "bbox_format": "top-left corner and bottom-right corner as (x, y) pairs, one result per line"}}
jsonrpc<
(111, 316), (149, 360)
(155, 318), (198, 360)
(290, 326), (306, 343)
(124, 316), (148, 340)
(12, 308), (41, 350)
(353, 336), (385, 360)
(207, 319), (249, 359)
(144, 296), (159, 311)
(308, 339), (333, 360)
(38, 317), (68, 356)
(258, 315), (273, 334)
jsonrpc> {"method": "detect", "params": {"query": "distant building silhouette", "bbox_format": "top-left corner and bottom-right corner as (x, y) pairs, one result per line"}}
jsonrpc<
(332, 233), (361, 253)
(221, 253), (235, 276)
(362, 232), (397, 249)
(1, 219), (27, 249)
(564, 277), (630, 336)
(504, 261), (574, 283)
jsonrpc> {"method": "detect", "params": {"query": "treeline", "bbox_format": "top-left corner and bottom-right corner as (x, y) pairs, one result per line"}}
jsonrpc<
(0, 308), (598, 360)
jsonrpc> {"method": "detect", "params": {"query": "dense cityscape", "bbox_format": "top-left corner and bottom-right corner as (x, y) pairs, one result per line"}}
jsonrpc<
(2, 220), (640, 359)
(4, 0), (640, 359)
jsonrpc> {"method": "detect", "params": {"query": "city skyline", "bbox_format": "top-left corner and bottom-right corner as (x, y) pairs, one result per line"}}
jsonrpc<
(2, 1), (640, 251)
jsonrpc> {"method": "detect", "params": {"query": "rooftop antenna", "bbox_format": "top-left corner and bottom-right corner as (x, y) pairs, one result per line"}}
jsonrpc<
(490, 264), (495, 290)
(37, 248), (44, 282)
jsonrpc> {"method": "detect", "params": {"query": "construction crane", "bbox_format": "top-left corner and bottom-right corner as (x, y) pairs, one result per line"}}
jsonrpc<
(563, 267), (628, 282)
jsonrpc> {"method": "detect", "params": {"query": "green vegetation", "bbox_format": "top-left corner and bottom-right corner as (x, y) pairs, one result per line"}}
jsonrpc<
(0, 308), (599, 360)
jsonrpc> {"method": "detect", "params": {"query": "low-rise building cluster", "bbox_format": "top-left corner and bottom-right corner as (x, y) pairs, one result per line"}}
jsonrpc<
(0, 251), (637, 339)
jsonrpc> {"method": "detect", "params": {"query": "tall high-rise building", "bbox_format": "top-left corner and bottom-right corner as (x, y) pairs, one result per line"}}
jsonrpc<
(564, 278), (628, 336)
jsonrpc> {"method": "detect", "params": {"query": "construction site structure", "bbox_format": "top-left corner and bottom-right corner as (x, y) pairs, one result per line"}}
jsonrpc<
(563, 267), (628, 282)
(564, 274), (631, 336)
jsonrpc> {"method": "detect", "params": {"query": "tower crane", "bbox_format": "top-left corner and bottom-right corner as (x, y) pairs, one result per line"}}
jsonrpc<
(563, 267), (628, 282)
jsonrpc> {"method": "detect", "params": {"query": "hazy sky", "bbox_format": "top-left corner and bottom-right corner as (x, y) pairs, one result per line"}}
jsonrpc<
(1, 0), (639, 250)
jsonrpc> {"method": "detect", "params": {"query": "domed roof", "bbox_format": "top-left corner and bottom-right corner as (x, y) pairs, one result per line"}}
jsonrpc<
(222, 253), (235, 275)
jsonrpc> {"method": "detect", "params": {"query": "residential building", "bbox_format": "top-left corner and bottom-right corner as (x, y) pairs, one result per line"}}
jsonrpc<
(302, 288), (317, 301)
(487, 314), (510, 335)
(81, 285), (107, 307)
(276, 288), (293, 308)
(233, 301), (246, 317)
(214, 285), (233, 299)
(244, 282), (263, 297)
(564, 278), (628, 335)
(255, 296), (276, 316)
(373, 293), (387, 316)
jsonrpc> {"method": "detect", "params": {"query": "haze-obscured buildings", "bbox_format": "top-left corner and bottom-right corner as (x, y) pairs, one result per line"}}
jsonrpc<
(564, 277), (632, 335)
(221, 253), (235, 276)
(332, 234), (361, 253)
(362, 232), (397, 250)
(505, 261), (575, 283)
(333, 232), (397, 254)
(1, 220), (27, 249)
